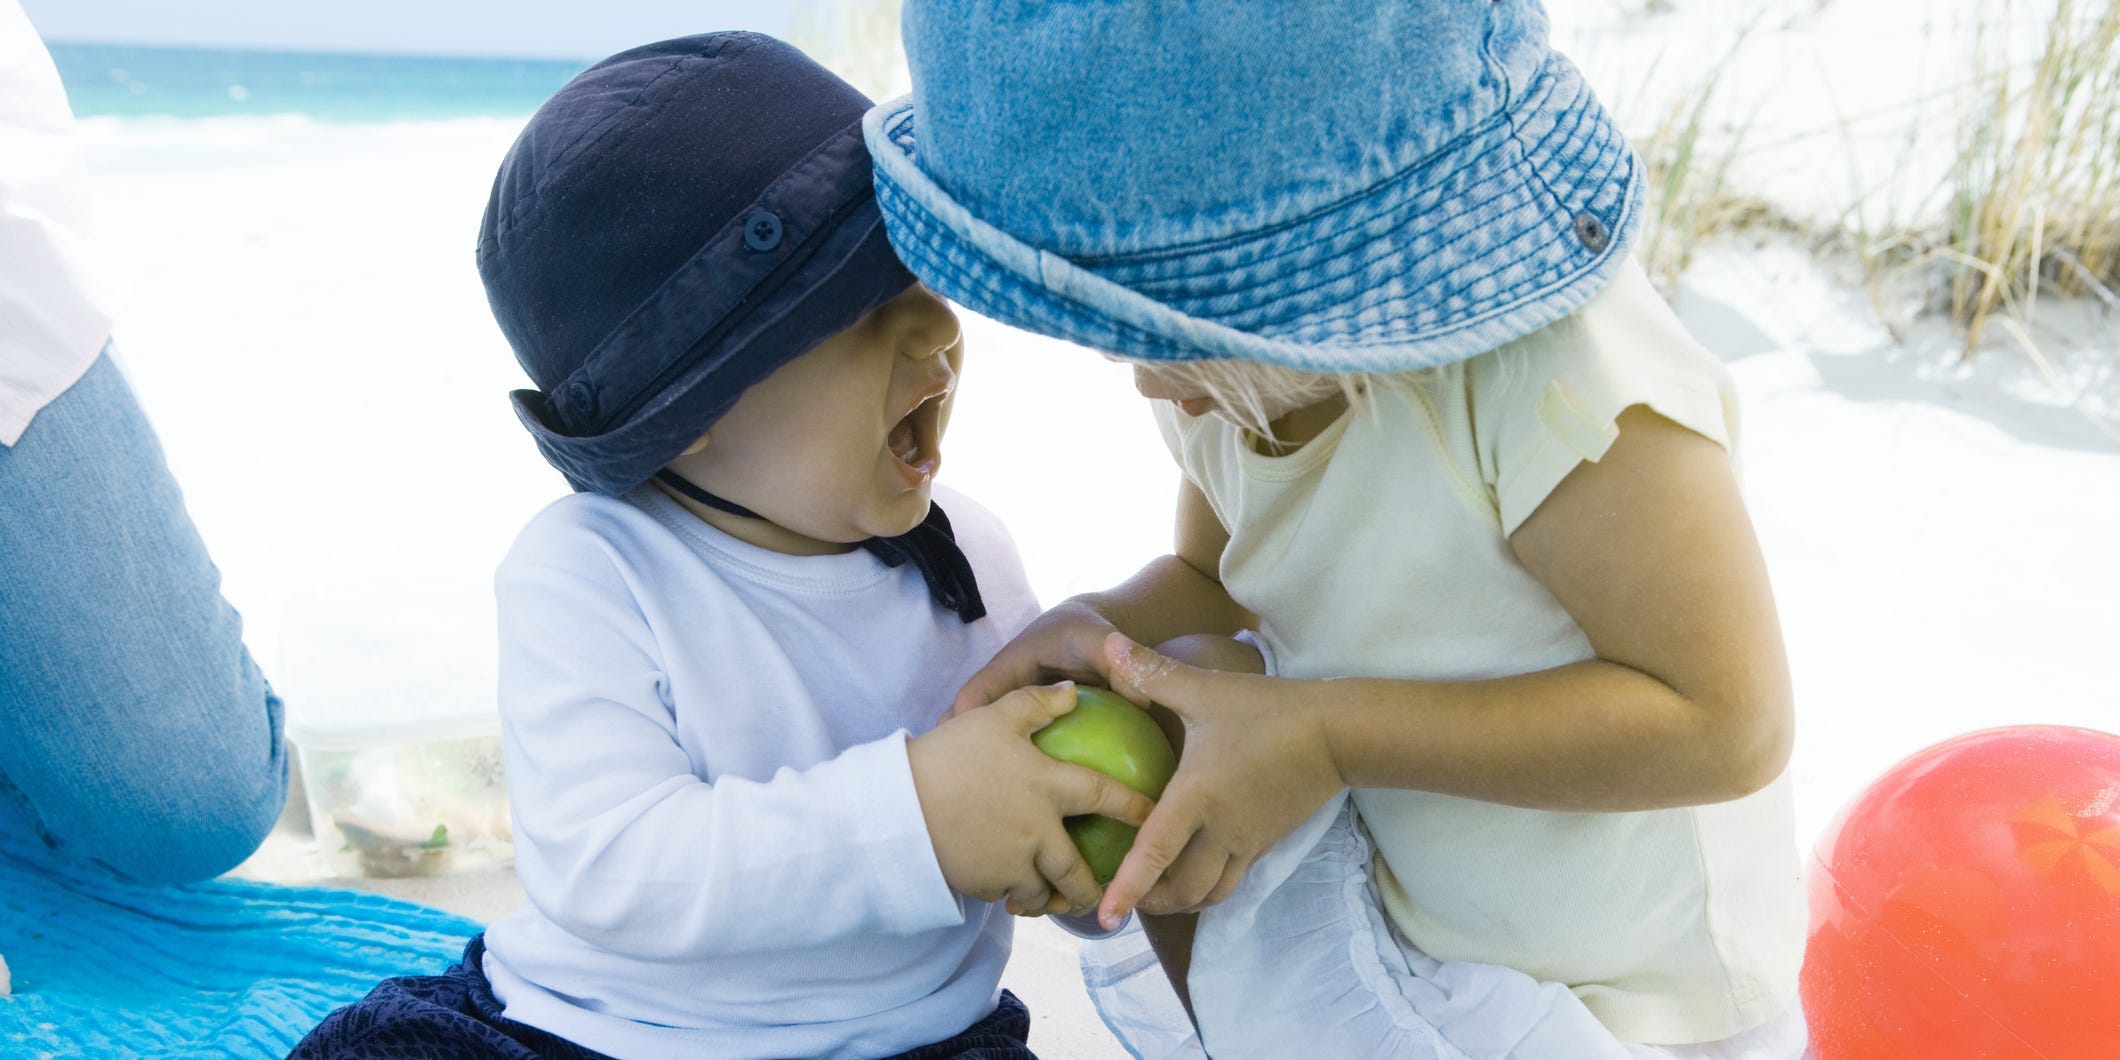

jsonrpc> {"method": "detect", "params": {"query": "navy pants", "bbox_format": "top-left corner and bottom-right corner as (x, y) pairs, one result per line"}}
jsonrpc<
(290, 935), (1037, 1059)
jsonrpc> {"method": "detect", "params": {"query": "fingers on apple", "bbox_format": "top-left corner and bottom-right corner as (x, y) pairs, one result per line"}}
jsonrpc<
(995, 680), (1078, 733)
(1037, 838), (1104, 913)
(1004, 875), (1053, 918)
(1099, 806), (1195, 928)
(1058, 766), (1156, 827)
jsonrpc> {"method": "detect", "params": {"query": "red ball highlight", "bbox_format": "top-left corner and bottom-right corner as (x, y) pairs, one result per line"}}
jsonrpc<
(1802, 725), (2120, 1059)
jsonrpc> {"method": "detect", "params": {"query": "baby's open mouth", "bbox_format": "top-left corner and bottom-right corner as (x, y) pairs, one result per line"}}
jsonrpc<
(888, 391), (945, 477)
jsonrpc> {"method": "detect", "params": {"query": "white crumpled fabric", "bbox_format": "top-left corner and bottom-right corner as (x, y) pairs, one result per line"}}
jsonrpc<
(1080, 794), (1634, 1060)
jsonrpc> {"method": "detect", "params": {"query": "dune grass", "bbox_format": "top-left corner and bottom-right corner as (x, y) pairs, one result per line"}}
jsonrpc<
(1941, 0), (2120, 355)
(1623, 29), (1800, 292)
(1830, 0), (2119, 360)
(1618, 0), (2115, 363)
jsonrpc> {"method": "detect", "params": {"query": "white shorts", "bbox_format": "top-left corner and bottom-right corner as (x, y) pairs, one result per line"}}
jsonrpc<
(1079, 796), (1807, 1060)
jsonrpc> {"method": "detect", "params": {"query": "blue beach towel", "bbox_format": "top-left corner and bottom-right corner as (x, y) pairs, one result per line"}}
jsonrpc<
(0, 826), (481, 1058)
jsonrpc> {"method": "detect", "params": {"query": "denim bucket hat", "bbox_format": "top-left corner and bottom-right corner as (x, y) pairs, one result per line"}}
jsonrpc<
(483, 32), (915, 495)
(865, 0), (1642, 372)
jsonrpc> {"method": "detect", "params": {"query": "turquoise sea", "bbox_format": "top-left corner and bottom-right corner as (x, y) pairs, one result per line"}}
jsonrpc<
(48, 42), (589, 121)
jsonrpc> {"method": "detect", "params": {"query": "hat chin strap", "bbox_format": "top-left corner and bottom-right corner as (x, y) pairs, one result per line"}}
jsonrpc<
(654, 469), (767, 519)
(654, 470), (986, 624)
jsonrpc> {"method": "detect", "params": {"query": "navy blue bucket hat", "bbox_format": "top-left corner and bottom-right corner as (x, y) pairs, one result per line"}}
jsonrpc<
(866, 0), (1642, 373)
(482, 32), (916, 495)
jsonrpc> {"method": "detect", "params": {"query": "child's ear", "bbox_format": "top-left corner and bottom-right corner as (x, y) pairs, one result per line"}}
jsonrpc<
(679, 432), (711, 457)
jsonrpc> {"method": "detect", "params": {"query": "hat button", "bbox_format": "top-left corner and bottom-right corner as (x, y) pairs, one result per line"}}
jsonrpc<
(744, 210), (783, 251)
(561, 380), (599, 424)
(1572, 211), (1609, 253)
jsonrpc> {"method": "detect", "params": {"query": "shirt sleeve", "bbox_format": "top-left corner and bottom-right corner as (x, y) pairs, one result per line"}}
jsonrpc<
(494, 547), (965, 963)
(0, 8), (113, 444)
(1469, 259), (1742, 537)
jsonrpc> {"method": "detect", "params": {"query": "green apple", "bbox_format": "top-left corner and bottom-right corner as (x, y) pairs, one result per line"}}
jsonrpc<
(1032, 685), (1179, 883)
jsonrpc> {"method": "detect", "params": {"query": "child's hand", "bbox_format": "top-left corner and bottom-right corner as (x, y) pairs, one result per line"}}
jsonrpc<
(909, 681), (1158, 917)
(949, 601), (1120, 718)
(1094, 634), (1344, 931)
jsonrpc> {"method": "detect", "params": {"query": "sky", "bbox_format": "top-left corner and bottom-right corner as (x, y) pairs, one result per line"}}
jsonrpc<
(17, 0), (802, 60)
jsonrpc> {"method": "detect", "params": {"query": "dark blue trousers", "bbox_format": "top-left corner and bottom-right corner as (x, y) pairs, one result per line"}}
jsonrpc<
(290, 934), (1037, 1059)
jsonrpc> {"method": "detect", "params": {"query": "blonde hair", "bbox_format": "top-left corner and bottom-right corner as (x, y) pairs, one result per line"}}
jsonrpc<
(1122, 319), (1564, 445)
(1119, 357), (1371, 444)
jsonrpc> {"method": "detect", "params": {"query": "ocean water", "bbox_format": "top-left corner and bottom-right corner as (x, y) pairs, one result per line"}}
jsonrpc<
(48, 42), (589, 122)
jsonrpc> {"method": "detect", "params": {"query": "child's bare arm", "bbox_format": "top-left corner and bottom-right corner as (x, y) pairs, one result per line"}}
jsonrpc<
(1331, 405), (1793, 806)
(1095, 406), (1793, 925)
(950, 480), (1254, 715)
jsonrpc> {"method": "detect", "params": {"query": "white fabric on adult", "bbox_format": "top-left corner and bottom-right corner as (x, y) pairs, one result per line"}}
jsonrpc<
(0, 1), (113, 446)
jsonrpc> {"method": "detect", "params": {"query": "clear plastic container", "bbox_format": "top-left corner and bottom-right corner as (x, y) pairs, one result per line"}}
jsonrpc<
(279, 583), (513, 878)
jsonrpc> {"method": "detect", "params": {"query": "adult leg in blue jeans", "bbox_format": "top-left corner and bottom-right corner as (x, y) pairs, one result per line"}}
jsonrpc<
(0, 344), (286, 884)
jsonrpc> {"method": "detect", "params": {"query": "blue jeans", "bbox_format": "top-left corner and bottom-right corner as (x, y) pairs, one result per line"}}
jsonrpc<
(0, 345), (286, 884)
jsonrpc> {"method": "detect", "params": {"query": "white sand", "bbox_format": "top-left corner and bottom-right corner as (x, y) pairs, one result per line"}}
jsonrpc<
(83, 52), (2118, 1058)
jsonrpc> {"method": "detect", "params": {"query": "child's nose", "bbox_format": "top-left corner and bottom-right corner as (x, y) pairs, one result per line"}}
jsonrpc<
(894, 287), (962, 361)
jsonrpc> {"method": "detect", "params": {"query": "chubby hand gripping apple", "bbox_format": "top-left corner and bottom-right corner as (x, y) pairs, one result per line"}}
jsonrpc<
(1033, 687), (1180, 883)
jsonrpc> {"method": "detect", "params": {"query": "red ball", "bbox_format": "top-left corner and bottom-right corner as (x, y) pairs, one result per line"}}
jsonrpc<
(1802, 725), (2120, 1059)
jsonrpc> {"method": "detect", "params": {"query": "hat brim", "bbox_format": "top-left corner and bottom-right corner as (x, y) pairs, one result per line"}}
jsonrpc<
(865, 53), (1643, 373)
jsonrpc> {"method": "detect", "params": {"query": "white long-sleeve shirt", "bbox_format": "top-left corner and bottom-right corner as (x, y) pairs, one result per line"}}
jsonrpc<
(1, 2), (112, 444)
(482, 483), (1041, 1059)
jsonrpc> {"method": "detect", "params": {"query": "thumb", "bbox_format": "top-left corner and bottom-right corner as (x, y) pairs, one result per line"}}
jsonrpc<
(997, 680), (1079, 734)
(1101, 632), (1197, 712)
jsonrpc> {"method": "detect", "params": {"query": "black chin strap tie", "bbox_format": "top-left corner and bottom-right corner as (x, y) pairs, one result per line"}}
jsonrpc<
(655, 470), (764, 519)
(655, 470), (986, 623)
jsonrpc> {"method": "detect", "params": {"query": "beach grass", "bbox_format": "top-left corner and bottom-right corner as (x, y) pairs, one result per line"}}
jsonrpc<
(1821, 0), (2120, 360)
(1613, 0), (2115, 364)
(1625, 28), (1797, 292)
(1942, 0), (2120, 355)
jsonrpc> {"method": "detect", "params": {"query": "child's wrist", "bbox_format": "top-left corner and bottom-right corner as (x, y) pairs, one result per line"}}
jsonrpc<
(1308, 678), (1358, 789)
